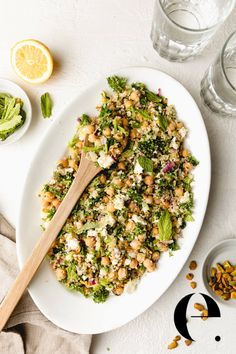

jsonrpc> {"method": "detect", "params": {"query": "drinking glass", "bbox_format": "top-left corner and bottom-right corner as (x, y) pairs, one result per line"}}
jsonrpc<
(151, 0), (235, 62)
(200, 31), (236, 117)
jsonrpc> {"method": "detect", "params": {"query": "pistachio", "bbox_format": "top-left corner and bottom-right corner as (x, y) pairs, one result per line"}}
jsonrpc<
(208, 261), (236, 301)
(189, 260), (197, 270)
(174, 335), (181, 342)
(201, 310), (208, 321)
(231, 292), (236, 299)
(168, 341), (178, 350)
(185, 339), (192, 346)
(190, 281), (197, 289)
(186, 273), (194, 280)
(210, 267), (217, 277)
(194, 303), (205, 312)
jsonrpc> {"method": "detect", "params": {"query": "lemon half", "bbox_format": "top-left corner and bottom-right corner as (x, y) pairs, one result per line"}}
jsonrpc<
(11, 39), (53, 84)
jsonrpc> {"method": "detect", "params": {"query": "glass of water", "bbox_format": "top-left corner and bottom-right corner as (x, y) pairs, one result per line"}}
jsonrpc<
(151, 0), (235, 62)
(200, 31), (236, 117)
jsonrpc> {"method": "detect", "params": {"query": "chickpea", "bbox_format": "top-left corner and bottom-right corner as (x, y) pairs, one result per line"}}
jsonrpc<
(52, 199), (61, 208)
(152, 227), (159, 237)
(143, 259), (156, 272)
(68, 159), (77, 170)
(126, 220), (135, 232)
(137, 253), (145, 263)
(130, 90), (140, 102)
(99, 174), (106, 184)
(108, 270), (117, 280)
(125, 100), (133, 109)
(107, 202), (116, 213)
(144, 195), (153, 204)
(144, 175), (154, 186)
(177, 122), (183, 129)
(114, 132), (123, 142)
(58, 159), (68, 168)
(130, 239), (141, 250)
(130, 128), (138, 140)
(113, 286), (124, 296)
(112, 177), (123, 188)
(85, 124), (95, 134)
(55, 268), (66, 281)
(152, 251), (160, 262)
(168, 121), (176, 131)
(103, 127), (111, 137)
(118, 162), (126, 170)
(42, 200), (50, 209)
(43, 191), (54, 202)
(141, 121), (149, 128)
(175, 187), (184, 197)
(122, 117), (129, 127)
(103, 196), (109, 203)
(182, 149), (189, 157)
(126, 179), (133, 187)
(184, 162), (193, 171)
(88, 133), (97, 143)
(118, 267), (128, 280)
(138, 234), (146, 242)
(154, 197), (160, 205)
(106, 186), (115, 197)
(101, 256), (110, 266)
(130, 259), (138, 269)
(85, 237), (96, 248)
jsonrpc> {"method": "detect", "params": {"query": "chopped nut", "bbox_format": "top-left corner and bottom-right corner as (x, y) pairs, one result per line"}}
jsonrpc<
(194, 303), (205, 312)
(186, 273), (194, 280)
(231, 292), (236, 299)
(189, 260), (197, 270)
(210, 267), (217, 277)
(190, 281), (197, 289)
(168, 341), (178, 350)
(174, 335), (181, 342)
(185, 339), (192, 346)
(201, 310), (208, 321)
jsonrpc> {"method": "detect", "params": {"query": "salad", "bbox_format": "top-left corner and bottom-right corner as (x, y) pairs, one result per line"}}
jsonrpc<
(39, 76), (198, 303)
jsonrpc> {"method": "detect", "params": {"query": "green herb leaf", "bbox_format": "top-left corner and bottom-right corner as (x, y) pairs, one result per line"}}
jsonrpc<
(137, 156), (153, 172)
(41, 92), (52, 118)
(134, 108), (152, 120)
(107, 76), (127, 93)
(158, 115), (168, 131)
(146, 90), (162, 104)
(158, 209), (172, 241)
(80, 113), (91, 126)
(77, 221), (100, 234)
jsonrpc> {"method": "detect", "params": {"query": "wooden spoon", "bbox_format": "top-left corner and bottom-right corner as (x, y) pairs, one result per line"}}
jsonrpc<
(0, 141), (102, 331)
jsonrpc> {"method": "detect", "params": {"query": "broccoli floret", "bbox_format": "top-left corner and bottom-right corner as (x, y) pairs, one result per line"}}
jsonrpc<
(93, 286), (109, 303)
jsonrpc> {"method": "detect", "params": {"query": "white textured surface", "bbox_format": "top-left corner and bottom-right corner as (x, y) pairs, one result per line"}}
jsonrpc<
(0, 1), (235, 353)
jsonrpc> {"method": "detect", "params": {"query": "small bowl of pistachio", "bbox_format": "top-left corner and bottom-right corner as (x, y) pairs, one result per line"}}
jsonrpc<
(202, 238), (236, 306)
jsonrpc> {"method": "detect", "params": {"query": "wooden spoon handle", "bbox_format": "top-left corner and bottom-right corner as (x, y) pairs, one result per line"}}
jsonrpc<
(0, 157), (100, 331)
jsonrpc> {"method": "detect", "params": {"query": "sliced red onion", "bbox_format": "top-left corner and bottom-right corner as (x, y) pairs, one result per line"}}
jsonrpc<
(163, 161), (175, 173)
(157, 88), (161, 96)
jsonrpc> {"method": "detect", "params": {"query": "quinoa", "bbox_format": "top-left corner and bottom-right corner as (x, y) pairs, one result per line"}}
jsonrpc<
(39, 76), (198, 303)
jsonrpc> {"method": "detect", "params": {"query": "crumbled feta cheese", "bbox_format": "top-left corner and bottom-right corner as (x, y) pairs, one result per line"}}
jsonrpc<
(78, 127), (87, 141)
(142, 202), (149, 213)
(87, 229), (98, 237)
(100, 228), (107, 237)
(134, 161), (143, 174)
(124, 259), (131, 266)
(135, 174), (142, 183)
(97, 152), (114, 168)
(86, 253), (94, 262)
(103, 214), (116, 227)
(170, 137), (178, 150)
(113, 195), (125, 210)
(82, 275), (87, 280)
(66, 238), (79, 251)
(100, 268), (108, 277)
(179, 127), (187, 138)
(180, 191), (190, 204)
(132, 214), (146, 225)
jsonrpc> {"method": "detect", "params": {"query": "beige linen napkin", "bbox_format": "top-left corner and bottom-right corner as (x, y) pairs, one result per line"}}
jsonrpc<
(0, 214), (92, 354)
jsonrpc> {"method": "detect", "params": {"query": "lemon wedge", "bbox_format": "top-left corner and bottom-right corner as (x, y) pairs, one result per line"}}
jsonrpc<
(11, 39), (53, 84)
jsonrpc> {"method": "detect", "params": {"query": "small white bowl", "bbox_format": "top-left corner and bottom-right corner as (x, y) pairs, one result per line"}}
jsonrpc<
(202, 238), (236, 307)
(0, 79), (32, 146)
